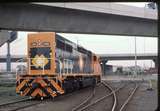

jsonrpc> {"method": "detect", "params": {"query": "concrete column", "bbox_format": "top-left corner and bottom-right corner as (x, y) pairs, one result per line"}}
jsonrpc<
(6, 41), (11, 72)
(100, 60), (108, 75)
(152, 58), (158, 68)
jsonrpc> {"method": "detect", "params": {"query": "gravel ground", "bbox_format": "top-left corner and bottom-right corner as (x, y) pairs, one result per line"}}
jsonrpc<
(81, 83), (112, 111)
(124, 82), (157, 111)
(102, 74), (158, 81)
(114, 81), (136, 111)
(83, 81), (126, 111)
(0, 100), (40, 111)
(20, 87), (94, 111)
(20, 84), (111, 111)
(89, 83), (110, 103)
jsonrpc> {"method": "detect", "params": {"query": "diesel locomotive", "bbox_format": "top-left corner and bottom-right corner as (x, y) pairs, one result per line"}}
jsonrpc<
(16, 32), (101, 99)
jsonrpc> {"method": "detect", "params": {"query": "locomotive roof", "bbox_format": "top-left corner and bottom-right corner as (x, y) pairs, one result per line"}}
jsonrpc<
(56, 34), (75, 45)
(56, 33), (93, 55)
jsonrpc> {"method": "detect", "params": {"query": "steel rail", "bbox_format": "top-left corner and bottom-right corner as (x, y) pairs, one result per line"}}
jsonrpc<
(71, 86), (95, 111)
(8, 101), (42, 111)
(71, 82), (102, 111)
(0, 98), (30, 107)
(77, 81), (125, 111)
(119, 83), (139, 111)
(102, 81), (117, 111)
(0, 98), (43, 111)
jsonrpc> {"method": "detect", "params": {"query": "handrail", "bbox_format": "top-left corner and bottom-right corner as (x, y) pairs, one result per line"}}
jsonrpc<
(16, 57), (74, 76)
(15, 58), (27, 76)
(27, 58), (54, 75)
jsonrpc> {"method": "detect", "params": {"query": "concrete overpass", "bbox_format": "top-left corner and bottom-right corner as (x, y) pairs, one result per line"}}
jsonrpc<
(0, 3), (157, 37)
(0, 55), (26, 62)
(99, 53), (157, 60)
(99, 53), (158, 68)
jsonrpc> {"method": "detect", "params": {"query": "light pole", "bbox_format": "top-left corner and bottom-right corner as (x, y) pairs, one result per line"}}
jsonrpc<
(143, 38), (145, 70)
(6, 41), (11, 72)
(134, 36), (137, 77)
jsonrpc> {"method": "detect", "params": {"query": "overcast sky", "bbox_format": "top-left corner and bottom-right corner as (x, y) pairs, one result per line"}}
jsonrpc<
(0, 31), (157, 69)
(0, 32), (157, 54)
(0, 3), (157, 69)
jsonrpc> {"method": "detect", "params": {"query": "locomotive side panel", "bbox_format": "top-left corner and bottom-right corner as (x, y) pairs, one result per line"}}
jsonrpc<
(55, 34), (93, 74)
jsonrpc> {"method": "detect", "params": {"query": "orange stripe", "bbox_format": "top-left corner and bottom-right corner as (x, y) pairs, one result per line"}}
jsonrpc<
(16, 79), (29, 92)
(31, 88), (47, 97)
(21, 88), (30, 96)
(47, 88), (57, 97)
(50, 80), (64, 94)
(37, 79), (47, 87)
(32, 77), (47, 87)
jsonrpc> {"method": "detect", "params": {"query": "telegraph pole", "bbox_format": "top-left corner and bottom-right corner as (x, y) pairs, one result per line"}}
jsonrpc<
(134, 36), (137, 77)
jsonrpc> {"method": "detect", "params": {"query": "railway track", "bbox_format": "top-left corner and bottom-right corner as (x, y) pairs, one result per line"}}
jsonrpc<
(116, 81), (139, 111)
(72, 81), (139, 111)
(0, 98), (42, 111)
(71, 86), (96, 111)
(72, 81), (124, 111)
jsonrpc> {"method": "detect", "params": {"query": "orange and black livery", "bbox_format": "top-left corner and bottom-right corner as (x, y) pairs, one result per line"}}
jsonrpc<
(16, 32), (101, 99)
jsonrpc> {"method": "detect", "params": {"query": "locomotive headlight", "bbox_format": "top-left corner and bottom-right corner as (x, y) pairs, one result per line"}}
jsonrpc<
(32, 55), (49, 68)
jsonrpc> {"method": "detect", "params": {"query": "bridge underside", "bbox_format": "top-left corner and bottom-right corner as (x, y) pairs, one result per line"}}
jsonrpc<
(0, 55), (157, 62)
(100, 56), (158, 68)
(0, 56), (157, 68)
(0, 3), (157, 37)
(100, 56), (157, 61)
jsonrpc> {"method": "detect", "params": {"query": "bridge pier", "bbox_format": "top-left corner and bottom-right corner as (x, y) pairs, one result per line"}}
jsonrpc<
(152, 58), (158, 68)
(6, 41), (11, 72)
(5, 31), (17, 72)
(100, 60), (108, 75)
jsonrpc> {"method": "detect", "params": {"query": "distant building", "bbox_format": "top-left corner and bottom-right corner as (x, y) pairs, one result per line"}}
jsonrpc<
(122, 66), (144, 75)
(104, 65), (113, 75)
